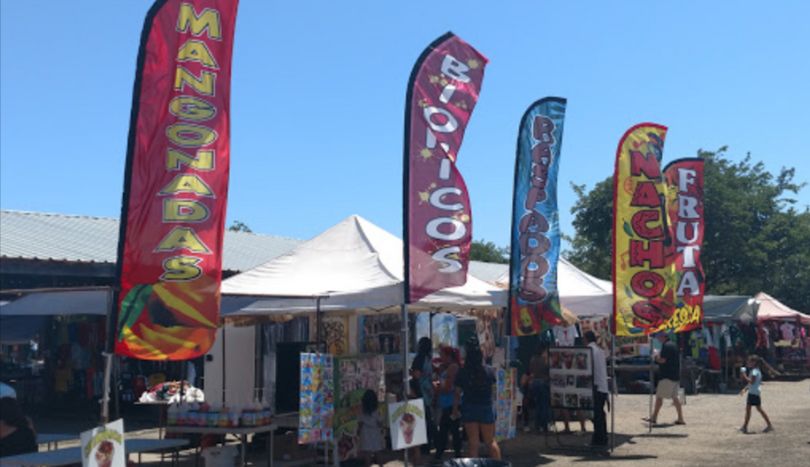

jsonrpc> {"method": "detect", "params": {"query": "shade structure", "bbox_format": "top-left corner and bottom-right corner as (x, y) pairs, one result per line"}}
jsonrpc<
(0, 288), (258, 318)
(491, 257), (612, 318)
(222, 215), (506, 315)
(755, 292), (810, 324)
(702, 295), (757, 323)
(0, 288), (109, 316)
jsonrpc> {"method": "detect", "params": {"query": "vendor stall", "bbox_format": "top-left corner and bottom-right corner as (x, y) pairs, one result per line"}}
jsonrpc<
(754, 292), (810, 374)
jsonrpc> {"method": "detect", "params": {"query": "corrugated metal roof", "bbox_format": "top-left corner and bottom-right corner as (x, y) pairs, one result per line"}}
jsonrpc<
(0, 210), (302, 272)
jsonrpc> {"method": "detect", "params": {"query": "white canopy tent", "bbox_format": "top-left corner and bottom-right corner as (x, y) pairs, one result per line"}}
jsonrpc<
(491, 257), (612, 318)
(222, 214), (506, 315)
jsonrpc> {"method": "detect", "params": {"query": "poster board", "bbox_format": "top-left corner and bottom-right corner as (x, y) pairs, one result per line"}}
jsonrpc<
(388, 399), (427, 450)
(549, 347), (594, 410)
(315, 316), (350, 356)
(415, 312), (458, 351)
(359, 315), (402, 354)
(495, 368), (517, 441)
(298, 352), (334, 444)
(334, 355), (386, 461)
(81, 419), (125, 467)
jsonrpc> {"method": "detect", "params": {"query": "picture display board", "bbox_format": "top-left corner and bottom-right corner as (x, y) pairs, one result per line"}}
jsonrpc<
(495, 367), (518, 441)
(298, 352), (334, 444)
(549, 346), (594, 410)
(388, 398), (428, 450)
(81, 419), (125, 467)
(334, 355), (386, 461)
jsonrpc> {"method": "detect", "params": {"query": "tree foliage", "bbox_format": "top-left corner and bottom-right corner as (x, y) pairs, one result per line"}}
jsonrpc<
(228, 220), (253, 233)
(470, 239), (509, 264)
(567, 147), (810, 311)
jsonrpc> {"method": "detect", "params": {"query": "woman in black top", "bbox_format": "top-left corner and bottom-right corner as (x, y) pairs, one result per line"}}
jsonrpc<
(0, 397), (37, 457)
(452, 337), (501, 460)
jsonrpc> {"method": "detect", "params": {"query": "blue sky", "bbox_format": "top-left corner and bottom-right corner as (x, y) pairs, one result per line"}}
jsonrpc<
(2, 1), (808, 249)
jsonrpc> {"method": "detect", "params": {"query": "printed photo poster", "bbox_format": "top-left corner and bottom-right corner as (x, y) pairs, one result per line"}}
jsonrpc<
(549, 347), (594, 411)
(81, 419), (125, 467)
(334, 355), (386, 461)
(298, 353), (334, 444)
(388, 399), (428, 450)
(359, 314), (401, 354)
(314, 316), (350, 356)
(495, 368), (518, 441)
(579, 317), (611, 351)
(415, 312), (458, 351)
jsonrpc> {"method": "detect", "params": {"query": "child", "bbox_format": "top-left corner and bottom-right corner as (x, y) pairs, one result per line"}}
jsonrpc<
(358, 389), (384, 466)
(739, 355), (773, 434)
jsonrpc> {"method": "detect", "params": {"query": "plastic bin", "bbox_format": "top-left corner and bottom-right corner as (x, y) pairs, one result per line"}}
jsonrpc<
(202, 446), (237, 467)
(442, 459), (512, 467)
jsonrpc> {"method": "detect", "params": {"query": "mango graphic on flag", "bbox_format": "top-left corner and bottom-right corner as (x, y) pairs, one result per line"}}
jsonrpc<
(117, 277), (219, 359)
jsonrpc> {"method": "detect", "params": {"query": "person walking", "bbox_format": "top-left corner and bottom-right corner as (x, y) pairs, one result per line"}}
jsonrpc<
(739, 355), (774, 434)
(585, 331), (609, 447)
(528, 343), (551, 432)
(433, 346), (462, 462)
(453, 337), (501, 460)
(410, 337), (435, 456)
(649, 333), (686, 425)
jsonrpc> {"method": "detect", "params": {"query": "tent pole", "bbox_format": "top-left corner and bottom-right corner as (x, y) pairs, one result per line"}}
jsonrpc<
(221, 324), (227, 406)
(648, 339), (653, 433)
(401, 303), (409, 467)
(610, 331), (616, 453)
(316, 297), (323, 350)
(101, 352), (113, 423)
(101, 287), (114, 424)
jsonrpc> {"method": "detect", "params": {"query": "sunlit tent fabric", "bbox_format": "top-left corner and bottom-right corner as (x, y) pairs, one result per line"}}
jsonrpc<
(491, 257), (612, 318)
(221, 215), (506, 314)
(755, 292), (810, 324)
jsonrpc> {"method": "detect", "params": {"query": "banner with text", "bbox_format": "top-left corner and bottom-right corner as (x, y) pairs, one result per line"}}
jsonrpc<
(612, 123), (676, 337)
(404, 32), (488, 303)
(509, 97), (567, 335)
(660, 158), (705, 332)
(115, 0), (239, 359)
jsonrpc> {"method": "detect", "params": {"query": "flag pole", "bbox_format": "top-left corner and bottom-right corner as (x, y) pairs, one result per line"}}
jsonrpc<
(401, 303), (409, 467)
(610, 331), (616, 452)
(648, 339), (654, 433)
(101, 286), (115, 423)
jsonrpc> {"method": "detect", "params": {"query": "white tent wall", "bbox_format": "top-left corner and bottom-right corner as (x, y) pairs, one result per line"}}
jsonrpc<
(204, 324), (257, 408)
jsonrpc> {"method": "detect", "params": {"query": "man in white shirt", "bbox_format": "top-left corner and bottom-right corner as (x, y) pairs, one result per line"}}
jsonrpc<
(585, 331), (609, 447)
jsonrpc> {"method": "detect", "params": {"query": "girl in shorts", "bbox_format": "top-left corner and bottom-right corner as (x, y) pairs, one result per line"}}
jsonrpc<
(739, 355), (773, 434)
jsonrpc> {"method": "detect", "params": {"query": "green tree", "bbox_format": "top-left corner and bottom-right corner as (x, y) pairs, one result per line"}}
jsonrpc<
(228, 220), (252, 233)
(470, 239), (509, 264)
(567, 147), (810, 310)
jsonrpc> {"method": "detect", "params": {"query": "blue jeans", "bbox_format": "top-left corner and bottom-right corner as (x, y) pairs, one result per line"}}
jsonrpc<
(531, 379), (551, 430)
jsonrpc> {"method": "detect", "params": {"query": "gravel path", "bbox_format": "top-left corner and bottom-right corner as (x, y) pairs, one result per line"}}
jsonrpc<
(468, 379), (810, 467)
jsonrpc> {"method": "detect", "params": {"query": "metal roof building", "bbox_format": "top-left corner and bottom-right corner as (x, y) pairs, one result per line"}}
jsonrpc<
(0, 210), (302, 290)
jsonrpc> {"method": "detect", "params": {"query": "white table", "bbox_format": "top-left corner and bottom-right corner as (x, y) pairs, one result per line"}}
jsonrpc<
(166, 424), (276, 467)
(35, 434), (76, 451)
(0, 438), (189, 467)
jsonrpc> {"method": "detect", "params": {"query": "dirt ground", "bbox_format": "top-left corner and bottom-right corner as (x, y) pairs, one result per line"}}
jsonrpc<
(27, 379), (810, 466)
(487, 379), (810, 467)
